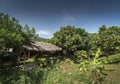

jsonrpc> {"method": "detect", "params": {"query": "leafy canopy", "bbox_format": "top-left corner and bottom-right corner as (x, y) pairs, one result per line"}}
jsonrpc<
(51, 25), (89, 54)
(0, 13), (38, 51)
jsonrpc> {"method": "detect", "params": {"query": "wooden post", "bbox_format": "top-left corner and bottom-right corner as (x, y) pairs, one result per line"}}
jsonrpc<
(23, 51), (26, 65)
(28, 51), (31, 58)
(0, 55), (3, 67)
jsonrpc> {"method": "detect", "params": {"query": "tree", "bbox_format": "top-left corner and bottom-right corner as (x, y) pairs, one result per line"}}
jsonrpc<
(0, 13), (39, 66)
(79, 48), (106, 84)
(22, 25), (39, 43)
(90, 25), (120, 56)
(0, 13), (25, 66)
(0, 13), (24, 51)
(51, 25), (89, 55)
(0, 13), (39, 51)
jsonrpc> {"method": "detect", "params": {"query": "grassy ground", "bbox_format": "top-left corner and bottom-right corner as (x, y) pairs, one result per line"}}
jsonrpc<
(103, 53), (120, 84)
(42, 54), (120, 84)
(104, 64), (120, 84)
(42, 59), (82, 84)
(43, 58), (120, 84)
(0, 54), (120, 84)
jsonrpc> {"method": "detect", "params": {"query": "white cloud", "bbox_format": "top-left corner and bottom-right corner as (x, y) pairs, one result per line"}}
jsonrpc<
(36, 30), (53, 38)
(63, 15), (76, 21)
(37, 30), (50, 35)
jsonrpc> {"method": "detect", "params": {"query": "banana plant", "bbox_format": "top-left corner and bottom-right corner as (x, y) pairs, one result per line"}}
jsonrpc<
(79, 48), (106, 84)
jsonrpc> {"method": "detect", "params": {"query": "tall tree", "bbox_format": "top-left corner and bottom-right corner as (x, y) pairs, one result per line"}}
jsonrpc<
(0, 13), (39, 66)
(0, 13), (24, 51)
(22, 25), (38, 44)
(91, 25), (120, 56)
(51, 25), (89, 55)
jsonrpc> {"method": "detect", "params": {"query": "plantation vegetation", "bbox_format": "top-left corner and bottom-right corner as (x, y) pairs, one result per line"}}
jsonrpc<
(0, 13), (120, 84)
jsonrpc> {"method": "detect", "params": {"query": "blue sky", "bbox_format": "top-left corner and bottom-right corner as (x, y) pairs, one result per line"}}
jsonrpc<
(0, 0), (120, 38)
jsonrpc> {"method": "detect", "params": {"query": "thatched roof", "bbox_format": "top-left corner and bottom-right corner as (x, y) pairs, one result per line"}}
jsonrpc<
(23, 41), (62, 52)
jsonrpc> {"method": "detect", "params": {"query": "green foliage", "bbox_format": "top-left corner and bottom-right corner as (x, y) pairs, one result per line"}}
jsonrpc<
(75, 50), (88, 60)
(51, 25), (89, 54)
(42, 59), (82, 84)
(0, 68), (44, 84)
(22, 25), (38, 43)
(93, 48), (101, 63)
(0, 13), (39, 67)
(79, 48), (106, 84)
(35, 37), (49, 42)
(104, 63), (120, 84)
(0, 13), (38, 51)
(105, 57), (120, 64)
(90, 25), (120, 56)
(103, 53), (120, 64)
(0, 54), (120, 84)
(0, 13), (23, 50)
(51, 25), (120, 58)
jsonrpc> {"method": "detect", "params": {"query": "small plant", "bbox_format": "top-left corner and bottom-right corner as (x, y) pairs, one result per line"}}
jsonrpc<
(105, 57), (120, 64)
(79, 48), (106, 84)
(75, 50), (88, 60)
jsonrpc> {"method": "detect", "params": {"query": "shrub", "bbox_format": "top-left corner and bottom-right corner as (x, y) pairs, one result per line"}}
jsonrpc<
(78, 48), (106, 84)
(75, 50), (88, 60)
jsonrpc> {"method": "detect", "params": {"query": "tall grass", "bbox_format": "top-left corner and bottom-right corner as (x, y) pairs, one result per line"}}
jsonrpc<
(42, 59), (82, 84)
(0, 53), (120, 84)
(103, 53), (120, 84)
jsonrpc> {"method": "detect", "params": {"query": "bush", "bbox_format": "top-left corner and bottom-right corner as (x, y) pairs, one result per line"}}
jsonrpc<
(75, 50), (88, 60)
(78, 48), (106, 84)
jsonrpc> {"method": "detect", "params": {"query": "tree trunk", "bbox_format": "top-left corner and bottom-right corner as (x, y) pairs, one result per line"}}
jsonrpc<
(0, 55), (3, 67)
